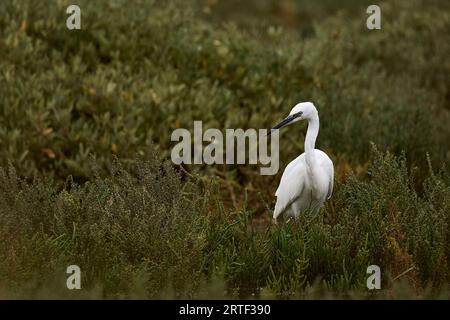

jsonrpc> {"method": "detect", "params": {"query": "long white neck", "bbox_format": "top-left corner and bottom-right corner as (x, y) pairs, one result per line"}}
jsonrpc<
(305, 114), (319, 167)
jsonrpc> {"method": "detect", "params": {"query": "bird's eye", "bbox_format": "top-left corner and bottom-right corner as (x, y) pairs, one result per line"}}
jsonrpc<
(294, 112), (303, 118)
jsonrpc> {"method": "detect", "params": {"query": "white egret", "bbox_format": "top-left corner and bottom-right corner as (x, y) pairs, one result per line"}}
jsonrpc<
(269, 102), (334, 221)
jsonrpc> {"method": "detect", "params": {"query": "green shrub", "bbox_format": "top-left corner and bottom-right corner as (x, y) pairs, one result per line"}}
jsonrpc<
(206, 147), (449, 297)
(0, 153), (210, 298)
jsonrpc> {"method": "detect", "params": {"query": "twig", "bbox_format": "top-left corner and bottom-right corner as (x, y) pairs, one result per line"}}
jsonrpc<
(392, 266), (415, 281)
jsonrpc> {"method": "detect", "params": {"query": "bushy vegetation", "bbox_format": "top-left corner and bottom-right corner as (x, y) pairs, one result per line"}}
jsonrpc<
(1, 147), (449, 298)
(0, 0), (449, 298)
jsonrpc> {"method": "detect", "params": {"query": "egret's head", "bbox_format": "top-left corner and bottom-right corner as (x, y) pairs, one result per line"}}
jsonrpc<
(269, 102), (318, 134)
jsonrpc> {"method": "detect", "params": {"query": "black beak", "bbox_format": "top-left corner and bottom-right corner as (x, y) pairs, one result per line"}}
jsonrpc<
(267, 112), (302, 136)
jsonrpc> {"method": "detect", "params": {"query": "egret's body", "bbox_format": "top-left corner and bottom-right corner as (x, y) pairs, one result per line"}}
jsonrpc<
(270, 102), (333, 220)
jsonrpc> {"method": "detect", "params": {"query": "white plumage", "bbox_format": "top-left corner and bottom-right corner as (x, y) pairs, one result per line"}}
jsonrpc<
(270, 102), (334, 221)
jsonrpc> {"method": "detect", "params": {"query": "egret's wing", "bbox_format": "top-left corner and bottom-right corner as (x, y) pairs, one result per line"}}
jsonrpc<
(274, 157), (304, 219)
(320, 156), (334, 200)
